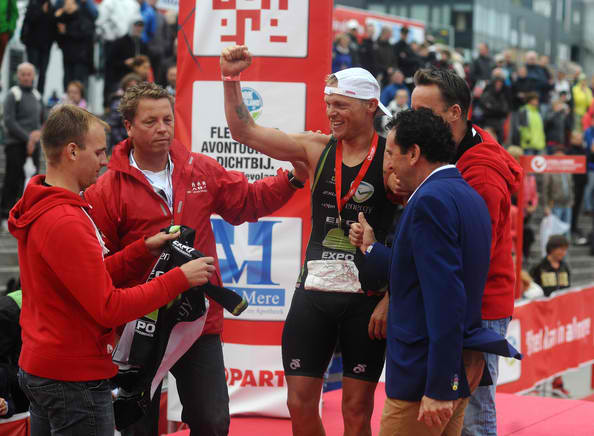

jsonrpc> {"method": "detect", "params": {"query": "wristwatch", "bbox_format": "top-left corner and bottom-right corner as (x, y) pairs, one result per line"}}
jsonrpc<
(287, 171), (305, 189)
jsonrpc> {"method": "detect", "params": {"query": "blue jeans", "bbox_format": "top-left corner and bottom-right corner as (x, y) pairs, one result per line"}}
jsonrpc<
(583, 172), (594, 212)
(462, 317), (511, 436)
(551, 206), (572, 238)
(17, 369), (114, 436)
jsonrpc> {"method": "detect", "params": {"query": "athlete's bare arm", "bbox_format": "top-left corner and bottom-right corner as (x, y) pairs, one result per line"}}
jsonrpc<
(221, 45), (327, 172)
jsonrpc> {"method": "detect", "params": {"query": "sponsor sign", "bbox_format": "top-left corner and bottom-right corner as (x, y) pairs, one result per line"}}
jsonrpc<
(521, 155), (586, 174)
(498, 286), (594, 393)
(192, 81), (306, 178)
(212, 216), (302, 321)
(174, 0), (332, 417)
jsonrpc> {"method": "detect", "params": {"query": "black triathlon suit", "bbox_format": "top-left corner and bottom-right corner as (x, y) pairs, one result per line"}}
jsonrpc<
(282, 135), (397, 382)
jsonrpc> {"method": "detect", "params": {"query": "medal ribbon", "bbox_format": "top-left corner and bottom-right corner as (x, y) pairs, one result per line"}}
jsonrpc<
(335, 133), (378, 220)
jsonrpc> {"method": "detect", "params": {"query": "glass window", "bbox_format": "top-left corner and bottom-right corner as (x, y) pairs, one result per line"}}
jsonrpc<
(533, 0), (551, 17)
(411, 5), (429, 22)
(454, 12), (467, 31)
(443, 5), (451, 26)
(573, 9), (580, 25)
(368, 3), (386, 14)
(432, 5), (442, 25)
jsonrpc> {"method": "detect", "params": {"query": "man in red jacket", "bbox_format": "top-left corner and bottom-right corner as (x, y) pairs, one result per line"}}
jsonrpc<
(9, 104), (215, 436)
(83, 82), (305, 436)
(409, 68), (522, 436)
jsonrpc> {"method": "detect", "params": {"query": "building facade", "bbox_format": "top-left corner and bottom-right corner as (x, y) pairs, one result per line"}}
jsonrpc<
(336, 0), (585, 68)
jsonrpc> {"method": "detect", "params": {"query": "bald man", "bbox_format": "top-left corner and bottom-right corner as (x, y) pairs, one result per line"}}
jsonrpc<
(1, 62), (45, 231)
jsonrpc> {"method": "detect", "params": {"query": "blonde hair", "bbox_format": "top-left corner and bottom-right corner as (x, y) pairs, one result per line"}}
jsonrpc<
(42, 104), (109, 164)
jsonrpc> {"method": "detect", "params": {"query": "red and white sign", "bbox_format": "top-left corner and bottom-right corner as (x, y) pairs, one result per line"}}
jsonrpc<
(0, 413), (30, 436)
(521, 155), (586, 174)
(333, 5), (425, 43)
(174, 0), (332, 417)
(498, 286), (594, 393)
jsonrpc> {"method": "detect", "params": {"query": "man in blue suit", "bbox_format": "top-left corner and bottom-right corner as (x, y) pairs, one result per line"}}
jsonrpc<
(350, 108), (520, 435)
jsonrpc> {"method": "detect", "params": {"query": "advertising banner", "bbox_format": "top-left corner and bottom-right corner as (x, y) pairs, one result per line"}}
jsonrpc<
(174, 0), (333, 417)
(498, 286), (594, 393)
(333, 5), (425, 43)
(521, 155), (586, 174)
(0, 413), (30, 436)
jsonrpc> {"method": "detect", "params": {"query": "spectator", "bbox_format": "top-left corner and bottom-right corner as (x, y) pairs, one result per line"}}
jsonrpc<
(138, 0), (156, 44)
(54, 0), (95, 91)
(543, 147), (574, 237)
(96, 0), (140, 105)
(380, 69), (407, 106)
(157, 37), (177, 87)
(530, 234), (571, 397)
(146, 0), (172, 83)
(344, 19), (360, 67)
(54, 0), (98, 20)
(331, 33), (353, 73)
(572, 73), (593, 134)
(469, 42), (495, 90)
(0, 0), (17, 66)
(387, 88), (409, 117)
(105, 73), (142, 154)
(544, 98), (571, 153)
(529, 235), (571, 297)
(582, 119), (594, 215)
(393, 27), (418, 91)
(1, 63), (44, 233)
(374, 26), (395, 86)
(60, 80), (87, 109)
(501, 50), (517, 78)
(567, 131), (588, 245)
(130, 54), (152, 81)
(517, 92), (546, 154)
(358, 23), (377, 77)
(478, 73), (511, 143)
(0, 290), (27, 416)
(525, 51), (554, 109)
(21, 0), (55, 95)
(108, 17), (149, 98)
(508, 146), (538, 260)
(166, 65), (176, 97)
(511, 65), (535, 110)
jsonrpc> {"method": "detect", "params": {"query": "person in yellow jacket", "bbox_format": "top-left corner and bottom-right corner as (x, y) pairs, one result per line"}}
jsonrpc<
(518, 92), (546, 154)
(572, 73), (593, 134)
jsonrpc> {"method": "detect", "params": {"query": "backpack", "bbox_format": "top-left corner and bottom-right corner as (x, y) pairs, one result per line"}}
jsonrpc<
(1, 86), (43, 134)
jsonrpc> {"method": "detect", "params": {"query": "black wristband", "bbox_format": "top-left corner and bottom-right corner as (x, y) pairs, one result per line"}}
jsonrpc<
(287, 171), (305, 189)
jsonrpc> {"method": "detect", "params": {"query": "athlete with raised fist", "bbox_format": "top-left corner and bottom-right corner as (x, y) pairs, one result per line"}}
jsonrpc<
(221, 45), (399, 436)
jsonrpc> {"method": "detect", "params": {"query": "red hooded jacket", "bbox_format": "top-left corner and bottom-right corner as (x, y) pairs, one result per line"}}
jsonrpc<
(457, 125), (523, 319)
(8, 176), (189, 381)
(83, 138), (297, 335)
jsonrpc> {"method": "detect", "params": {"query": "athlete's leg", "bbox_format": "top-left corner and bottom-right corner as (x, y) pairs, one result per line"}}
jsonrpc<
(341, 377), (377, 436)
(286, 375), (325, 436)
(282, 290), (342, 436)
(339, 294), (386, 436)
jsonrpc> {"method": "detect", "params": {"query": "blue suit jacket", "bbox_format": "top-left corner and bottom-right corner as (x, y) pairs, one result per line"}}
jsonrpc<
(366, 167), (521, 401)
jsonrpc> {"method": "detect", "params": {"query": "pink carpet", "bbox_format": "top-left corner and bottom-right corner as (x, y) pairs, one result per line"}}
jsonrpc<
(167, 383), (594, 435)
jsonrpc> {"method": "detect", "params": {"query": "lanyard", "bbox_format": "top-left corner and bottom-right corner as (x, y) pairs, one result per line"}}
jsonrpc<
(334, 133), (378, 226)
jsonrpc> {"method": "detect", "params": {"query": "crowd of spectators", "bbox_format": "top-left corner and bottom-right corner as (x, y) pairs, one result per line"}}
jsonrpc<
(332, 23), (594, 265)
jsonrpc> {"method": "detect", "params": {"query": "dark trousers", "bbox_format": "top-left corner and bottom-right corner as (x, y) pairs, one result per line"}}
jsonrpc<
(121, 334), (230, 436)
(63, 62), (90, 93)
(1, 144), (40, 219)
(27, 46), (52, 95)
(18, 369), (114, 436)
(571, 173), (587, 234)
(0, 33), (10, 68)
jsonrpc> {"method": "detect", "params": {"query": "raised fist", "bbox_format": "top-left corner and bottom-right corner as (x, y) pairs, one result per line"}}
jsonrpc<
(220, 45), (252, 77)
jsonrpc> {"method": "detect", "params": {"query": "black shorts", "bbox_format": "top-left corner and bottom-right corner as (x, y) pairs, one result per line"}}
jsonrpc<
(281, 288), (386, 382)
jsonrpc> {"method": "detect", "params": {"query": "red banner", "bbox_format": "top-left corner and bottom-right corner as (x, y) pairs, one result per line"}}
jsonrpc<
(498, 286), (594, 393)
(0, 413), (30, 436)
(521, 155), (586, 174)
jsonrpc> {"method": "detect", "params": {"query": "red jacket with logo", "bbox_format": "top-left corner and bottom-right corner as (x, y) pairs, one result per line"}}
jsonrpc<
(8, 176), (189, 381)
(84, 138), (297, 335)
(457, 125), (523, 319)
